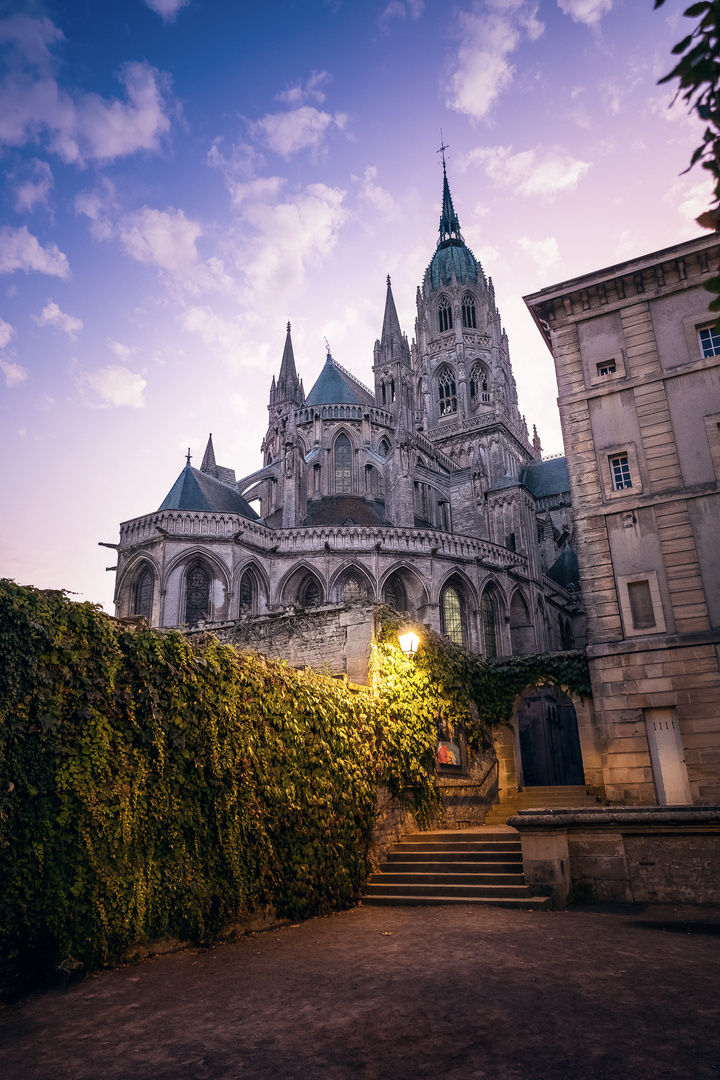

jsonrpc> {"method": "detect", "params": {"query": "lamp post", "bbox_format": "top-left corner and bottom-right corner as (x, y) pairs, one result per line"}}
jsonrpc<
(398, 630), (420, 656)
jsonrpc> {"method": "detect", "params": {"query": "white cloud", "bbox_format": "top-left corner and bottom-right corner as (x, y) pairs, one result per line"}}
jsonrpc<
(118, 206), (202, 273)
(145, 0), (190, 21)
(447, 1), (544, 121)
(358, 166), (397, 217)
(664, 176), (715, 227)
(464, 144), (591, 198)
(0, 359), (28, 387)
(276, 71), (329, 107)
(253, 106), (348, 159)
(0, 315), (15, 347)
(237, 182), (347, 296)
(0, 16), (174, 165)
(10, 158), (53, 212)
(0, 225), (69, 277)
(518, 235), (561, 272)
(557, 0), (612, 27)
(380, 1), (424, 27)
(82, 365), (147, 408)
(34, 299), (83, 339)
(74, 179), (119, 241)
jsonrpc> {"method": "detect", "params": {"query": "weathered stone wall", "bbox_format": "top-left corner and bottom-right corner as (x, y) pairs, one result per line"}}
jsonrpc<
(198, 600), (376, 684)
(510, 807), (720, 906)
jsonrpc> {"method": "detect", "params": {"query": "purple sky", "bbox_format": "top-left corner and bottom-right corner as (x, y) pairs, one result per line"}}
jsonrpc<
(0, 0), (710, 610)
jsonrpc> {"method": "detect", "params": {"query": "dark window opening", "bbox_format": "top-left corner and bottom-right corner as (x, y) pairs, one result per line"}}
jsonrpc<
(462, 294), (477, 329)
(438, 368), (457, 416)
(185, 564), (210, 626)
(438, 297), (453, 334)
(303, 579), (322, 607)
(334, 433), (352, 493)
(482, 591), (497, 658)
(133, 567), (153, 619)
(442, 585), (464, 646)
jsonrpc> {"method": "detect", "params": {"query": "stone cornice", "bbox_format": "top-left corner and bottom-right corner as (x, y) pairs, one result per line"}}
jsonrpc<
(524, 233), (720, 349)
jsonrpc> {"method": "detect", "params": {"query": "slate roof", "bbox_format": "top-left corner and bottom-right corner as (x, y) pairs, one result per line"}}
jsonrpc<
(519, 457), (571, 498)
(159, 465), (259, 518)
(546, 547), (580, 591)
(302, 496), (391, 527)
(429, 238), (479, 289)
(304, 353), (376, 408)
(486, 472), (523, 493)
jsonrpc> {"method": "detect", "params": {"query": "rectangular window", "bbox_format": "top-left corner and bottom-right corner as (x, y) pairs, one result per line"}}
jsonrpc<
(627, 580), (655, 630)
(610, 453), (632, 491)
(597, 359), (617, 376)
(699, 325), (720, 358)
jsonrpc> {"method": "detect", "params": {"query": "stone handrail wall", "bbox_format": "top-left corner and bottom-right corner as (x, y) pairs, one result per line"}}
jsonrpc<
(294, 404), (394, 427)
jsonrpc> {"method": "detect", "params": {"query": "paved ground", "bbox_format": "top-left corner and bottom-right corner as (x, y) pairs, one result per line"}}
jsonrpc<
(1, 902), (719, 1080)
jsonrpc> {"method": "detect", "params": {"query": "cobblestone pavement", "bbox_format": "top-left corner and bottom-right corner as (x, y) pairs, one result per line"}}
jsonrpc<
(1, 903), (719, 1080)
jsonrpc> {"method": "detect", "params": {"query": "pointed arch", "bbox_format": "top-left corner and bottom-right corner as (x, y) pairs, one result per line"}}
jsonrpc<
(333, 430), (353, 493)
(461, 292), (477, 329)
(469, 360), (491, 408)
(437, 365), (457, 417)
(234, 559), (270, 616)
(510, 588), (534, 656)
(380, 563), (429, 614)
(185, 561), (211, 626)
(377, 437), (390, 458)
(279, 563), (326, 608)
(330, 562), (374, 603)
(438, 294), (453, 334)
(480, 581), (505, 659)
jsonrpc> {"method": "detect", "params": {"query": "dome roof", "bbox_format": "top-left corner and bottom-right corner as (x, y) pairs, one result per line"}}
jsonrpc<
(429, 238), (478, 289)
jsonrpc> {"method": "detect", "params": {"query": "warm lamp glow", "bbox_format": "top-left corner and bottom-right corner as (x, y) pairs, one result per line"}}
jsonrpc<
(398, 630), (420, 656)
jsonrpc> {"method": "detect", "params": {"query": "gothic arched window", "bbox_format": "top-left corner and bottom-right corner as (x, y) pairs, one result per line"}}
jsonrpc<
(239, 568), (256, 614)
(390, 378), (396, 403)
(340, 574), (366, 601)
(462, 294), (477, 329)
(383, 575), (407, 612)
(438, 296), (453, 334)
(185, 563), (210, 626)
(334, 433), (352, 493)
(438, 367), (457, 417)
(482, 590), (498, 658)
(303, 578), (323, 607)
(469, 362), (489, 406)
(378, 438), (389, 458)
(133, 566), (153, 619)
(441, 585), (464, 646)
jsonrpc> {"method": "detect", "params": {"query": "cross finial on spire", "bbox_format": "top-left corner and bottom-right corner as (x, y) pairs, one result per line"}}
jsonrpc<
(287, 321), (291, 333)
(186, 447), (192, 466)
(386, 274), (391, 285)
(324, 336), (331, 355)
(437, 129), (449, 171)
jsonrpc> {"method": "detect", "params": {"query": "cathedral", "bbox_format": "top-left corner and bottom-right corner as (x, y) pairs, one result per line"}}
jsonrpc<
(112, 166), (584, 659)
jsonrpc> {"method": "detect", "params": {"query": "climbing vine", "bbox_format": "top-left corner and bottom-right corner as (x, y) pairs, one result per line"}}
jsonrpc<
(0, 583), (590, 983)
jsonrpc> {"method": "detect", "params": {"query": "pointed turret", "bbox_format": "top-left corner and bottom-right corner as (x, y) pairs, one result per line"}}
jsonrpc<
(439, 163), (462, 244)
(381, 275), (403, 348)
(271, 322), (303, 408)
(200, 433), (217, 477)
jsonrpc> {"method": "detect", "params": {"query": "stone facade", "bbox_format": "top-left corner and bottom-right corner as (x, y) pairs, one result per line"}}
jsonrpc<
(112, 167), (583, 673)
(525, 233), (720, 806)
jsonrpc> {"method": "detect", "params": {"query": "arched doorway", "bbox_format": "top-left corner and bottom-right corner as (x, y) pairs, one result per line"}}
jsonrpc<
(517, 686), (584, 786)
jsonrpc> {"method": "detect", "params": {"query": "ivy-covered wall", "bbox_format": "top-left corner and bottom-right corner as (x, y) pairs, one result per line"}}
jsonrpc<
(0, 582), (591, 981)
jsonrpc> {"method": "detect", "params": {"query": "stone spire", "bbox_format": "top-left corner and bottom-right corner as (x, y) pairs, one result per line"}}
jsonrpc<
(272, 322), (303, 407)
(438, 163), (462, 244)
(381, 275), (403, 348)
(200, 433), (217, 477)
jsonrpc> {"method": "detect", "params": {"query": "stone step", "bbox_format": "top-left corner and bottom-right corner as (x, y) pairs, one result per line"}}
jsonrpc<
(399, 830), (515, 842)
(363, 894), (552, 910)
(386, 853), (522, 867)
(364, 881), (540, 899)
(393, 841), (521, 853)
(372, 870), (525, 887)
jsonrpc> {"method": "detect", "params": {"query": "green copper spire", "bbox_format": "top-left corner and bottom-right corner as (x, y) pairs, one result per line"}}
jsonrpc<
(439, 163), (462, 244)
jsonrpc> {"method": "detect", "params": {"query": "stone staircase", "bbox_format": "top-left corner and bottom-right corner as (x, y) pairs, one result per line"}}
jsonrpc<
(483, 785), (602, 826)
(363, 829), (552, 909)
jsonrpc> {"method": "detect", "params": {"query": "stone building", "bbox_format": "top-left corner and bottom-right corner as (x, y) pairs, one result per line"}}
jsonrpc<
(524, 232), (720, 806)
(112, 166), (582, 673)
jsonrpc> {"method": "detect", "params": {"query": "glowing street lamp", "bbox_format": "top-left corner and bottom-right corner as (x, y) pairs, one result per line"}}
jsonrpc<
(398, 630), (420, 657)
